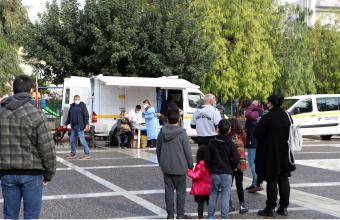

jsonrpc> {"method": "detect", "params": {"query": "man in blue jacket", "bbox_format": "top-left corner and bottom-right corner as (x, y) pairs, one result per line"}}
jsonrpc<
(65, 95), (91, 159)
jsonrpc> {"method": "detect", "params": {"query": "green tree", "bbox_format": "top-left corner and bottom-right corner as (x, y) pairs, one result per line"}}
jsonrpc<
(310, 23), (340, 94)
(271, 5), (316, 96)
(133, 0), (213, 82)
(0, 0), (29, 44)
(192, 0), (279, 101)
(0, 0), (29, 96)
(0, 37), (21, 95)
(25, 0), (74, 83)
(25, 0), (212, 84)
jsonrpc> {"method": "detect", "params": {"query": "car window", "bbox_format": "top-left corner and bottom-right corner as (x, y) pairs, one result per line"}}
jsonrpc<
(292, 98), (313, 115)
(282, 99), (299, 110)
(316, 97), (339, 112)
(188, 93), (204, 108)
(65, 88), (70, 104)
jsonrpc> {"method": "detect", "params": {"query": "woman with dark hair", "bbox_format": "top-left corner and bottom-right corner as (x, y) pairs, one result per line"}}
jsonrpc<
(228, 118), (248, 214)
(254, 95), (295, 217)
(143, 99), (160, 148)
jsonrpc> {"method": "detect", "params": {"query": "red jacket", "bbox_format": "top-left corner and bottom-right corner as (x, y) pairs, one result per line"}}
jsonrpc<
(187, 160), (211, 196)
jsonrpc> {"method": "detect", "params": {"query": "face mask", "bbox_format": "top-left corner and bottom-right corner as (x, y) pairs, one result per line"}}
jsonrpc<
(75, 100), (80, 105)
(143, 105), (147, 109)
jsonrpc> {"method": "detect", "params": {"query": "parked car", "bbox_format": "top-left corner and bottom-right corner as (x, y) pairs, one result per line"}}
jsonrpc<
(283, 94), (340, 140)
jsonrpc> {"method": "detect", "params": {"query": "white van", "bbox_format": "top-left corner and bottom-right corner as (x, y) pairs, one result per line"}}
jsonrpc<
(283, 94), (340, 140)
(61, 75), (204, 138)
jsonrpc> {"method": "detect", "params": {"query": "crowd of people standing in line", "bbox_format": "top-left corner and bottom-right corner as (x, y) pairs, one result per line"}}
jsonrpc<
(156, 93), (296, 219)
(0, 75), (295, 219)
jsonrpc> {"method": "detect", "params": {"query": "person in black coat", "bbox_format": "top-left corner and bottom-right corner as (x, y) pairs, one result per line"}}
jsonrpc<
(254, 95), (295, 217)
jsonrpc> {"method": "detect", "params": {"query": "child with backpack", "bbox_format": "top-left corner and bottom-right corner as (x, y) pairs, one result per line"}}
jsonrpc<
(187, 145), (211, 219)
(207, 119), (240, 219)
(228, 118), (249, 214)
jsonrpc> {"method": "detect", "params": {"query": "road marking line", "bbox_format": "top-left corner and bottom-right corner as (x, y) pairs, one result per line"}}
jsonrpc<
(56, 149), (119, 154)
(295, 159), (340, 172)
(56, 156), (167, 216)
(116, 149), (159, 164)
(117, 149), (340, 218)
(296, 151), (340, 154)
(114, 207), (311, 219)
(303, 144), (340, 148)
(243, 177), (340, 218)
(70, 156), (134, 161)
(0, 179), (338, 204)
(291, 182), (340, 188)
(56, 164), (158, 171)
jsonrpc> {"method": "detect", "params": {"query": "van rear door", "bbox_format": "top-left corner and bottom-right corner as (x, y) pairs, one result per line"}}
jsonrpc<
(61, 77), (91, 125)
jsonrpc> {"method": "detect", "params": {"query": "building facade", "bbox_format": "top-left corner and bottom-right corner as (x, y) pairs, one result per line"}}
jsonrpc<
(281, 0), (340, 26)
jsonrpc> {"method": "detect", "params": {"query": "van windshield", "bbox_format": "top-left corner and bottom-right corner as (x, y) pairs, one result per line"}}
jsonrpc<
(282, 98), (299, 110)
(188, 93), (204, 108)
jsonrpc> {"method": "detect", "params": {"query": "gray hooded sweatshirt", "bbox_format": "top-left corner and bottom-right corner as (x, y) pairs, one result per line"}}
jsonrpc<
(156, 124), (194, 175)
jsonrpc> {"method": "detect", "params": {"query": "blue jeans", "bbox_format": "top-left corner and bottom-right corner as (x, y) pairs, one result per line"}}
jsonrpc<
(208, 174), (232, 219)
(70, 128), (90, 156)
(248, 148), (257, 186)
(1, 175), (43, 219)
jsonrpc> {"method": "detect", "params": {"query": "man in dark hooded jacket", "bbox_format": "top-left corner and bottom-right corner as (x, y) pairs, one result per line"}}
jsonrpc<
(0, 75), (56, 219)
(157, 107), (193, 219)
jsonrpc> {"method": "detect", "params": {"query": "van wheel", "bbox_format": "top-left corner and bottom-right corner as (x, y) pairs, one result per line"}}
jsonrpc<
(321, 135), (332, 141)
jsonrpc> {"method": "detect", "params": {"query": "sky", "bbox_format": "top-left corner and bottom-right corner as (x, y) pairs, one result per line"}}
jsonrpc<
(22, 0), (85, 22)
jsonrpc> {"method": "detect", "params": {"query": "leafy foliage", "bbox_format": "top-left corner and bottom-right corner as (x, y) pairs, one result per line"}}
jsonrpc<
(272, 5), (316, 96)
(0, 37), (21, 95)
(24, 0), (340, 98)
(0, 0), (29, 96)
(310, 23), (340, 94)
(192, 0), (279, 101)
(25, 0), (212, 84)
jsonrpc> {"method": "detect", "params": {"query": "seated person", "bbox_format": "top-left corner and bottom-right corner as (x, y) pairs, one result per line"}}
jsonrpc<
(128, 105), (144, 127)
(117, 111), (134, 148)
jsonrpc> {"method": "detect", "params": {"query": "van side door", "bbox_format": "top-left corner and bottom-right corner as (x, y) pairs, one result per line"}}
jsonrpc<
(315, 97), (340, 135)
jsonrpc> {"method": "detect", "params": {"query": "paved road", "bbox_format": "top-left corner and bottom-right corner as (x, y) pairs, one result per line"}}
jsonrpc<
(2, 137), (340, 219)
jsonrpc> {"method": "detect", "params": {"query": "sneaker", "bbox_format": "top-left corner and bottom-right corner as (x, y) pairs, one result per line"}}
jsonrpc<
(248, 186), (262, 193)
(66, 154), (76, 159)
(81, 155), (91, 160)
(239, 202), (249, 214)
